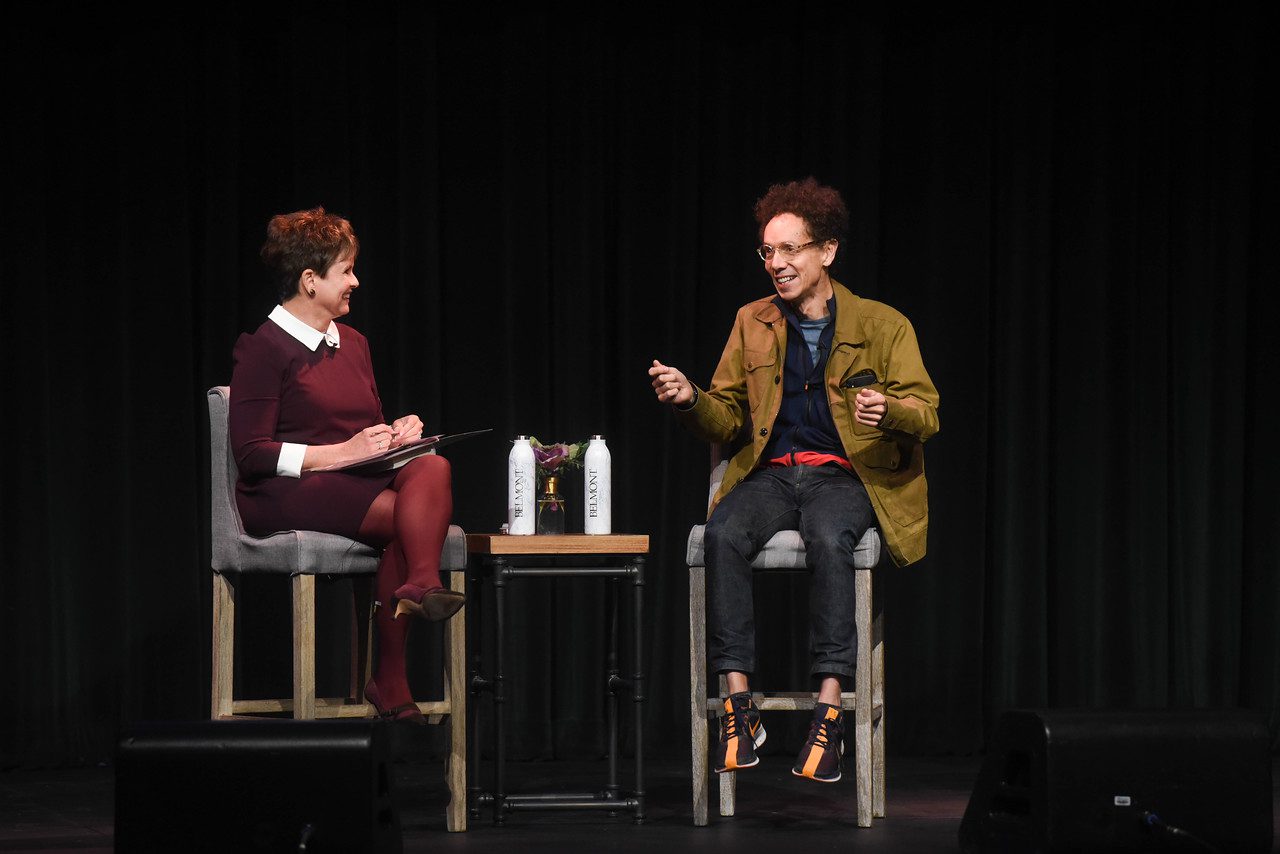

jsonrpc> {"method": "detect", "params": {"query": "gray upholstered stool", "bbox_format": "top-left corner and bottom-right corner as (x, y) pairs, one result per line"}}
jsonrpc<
(206, 385), (468, 831)
(688, 460), (885, 828)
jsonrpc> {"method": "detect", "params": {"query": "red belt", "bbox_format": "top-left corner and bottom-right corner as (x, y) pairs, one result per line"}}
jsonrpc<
(766, 451), (852, 471)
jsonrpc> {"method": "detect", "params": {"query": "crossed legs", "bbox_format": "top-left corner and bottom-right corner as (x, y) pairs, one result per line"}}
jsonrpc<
(357, 454), (456, 713)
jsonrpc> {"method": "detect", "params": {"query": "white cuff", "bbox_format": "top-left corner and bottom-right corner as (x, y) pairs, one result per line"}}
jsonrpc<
(276, 442), (306, 478)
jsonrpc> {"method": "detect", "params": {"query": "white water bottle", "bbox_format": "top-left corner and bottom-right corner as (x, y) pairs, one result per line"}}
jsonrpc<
(508, 436), (536, 535)
(583, 435), (611, 535)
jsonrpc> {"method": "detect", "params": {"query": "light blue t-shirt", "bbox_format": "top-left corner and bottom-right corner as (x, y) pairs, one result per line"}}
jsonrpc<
(797, 316), (830, 367)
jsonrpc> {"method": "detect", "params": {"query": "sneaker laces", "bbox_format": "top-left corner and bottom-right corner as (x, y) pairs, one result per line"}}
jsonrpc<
(721, 696), (755, 738)
(807, 716), (839, 749)
(721, 709), (746, 739)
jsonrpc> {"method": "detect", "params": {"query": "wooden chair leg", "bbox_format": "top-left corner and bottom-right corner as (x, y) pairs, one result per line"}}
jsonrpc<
(212, 572), (236, 719)
(872, 600), (885, 818)
(445, 568), (468, 832)
(853, 568), (873, 827)
(717, 673), (736, 817)
(689, 564), (709, 826)
(351, 576), (373, 703)
(292, 574), (317, 720)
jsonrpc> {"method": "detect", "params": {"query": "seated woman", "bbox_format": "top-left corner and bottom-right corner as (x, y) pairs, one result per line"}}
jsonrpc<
(229, 206), (462, 724)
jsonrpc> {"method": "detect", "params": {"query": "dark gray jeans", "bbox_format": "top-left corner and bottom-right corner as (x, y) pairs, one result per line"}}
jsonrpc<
(705, 463), (876, 681)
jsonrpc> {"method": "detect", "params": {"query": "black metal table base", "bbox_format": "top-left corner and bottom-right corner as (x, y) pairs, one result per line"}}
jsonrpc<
(468, 554), (646, 824)
(474, 792), (644, 813)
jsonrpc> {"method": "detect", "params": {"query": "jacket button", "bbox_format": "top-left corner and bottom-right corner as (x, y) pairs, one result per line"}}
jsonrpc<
(774, 375), (780, 384)
(759, 427), (768, 436)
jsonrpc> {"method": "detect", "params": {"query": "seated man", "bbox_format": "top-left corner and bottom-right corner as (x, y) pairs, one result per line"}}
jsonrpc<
(649, 177), (940, 783)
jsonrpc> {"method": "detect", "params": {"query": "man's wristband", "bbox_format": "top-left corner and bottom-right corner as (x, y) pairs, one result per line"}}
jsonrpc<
(676, 386), (699, 411)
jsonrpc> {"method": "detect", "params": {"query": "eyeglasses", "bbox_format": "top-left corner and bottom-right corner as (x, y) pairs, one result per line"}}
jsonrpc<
(756, 240), (821, 261)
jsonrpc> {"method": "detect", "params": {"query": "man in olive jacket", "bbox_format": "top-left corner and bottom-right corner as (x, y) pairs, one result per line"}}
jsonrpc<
(649, 178), (939, 785)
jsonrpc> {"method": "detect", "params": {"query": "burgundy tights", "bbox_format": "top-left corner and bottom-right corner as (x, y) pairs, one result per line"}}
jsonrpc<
(357, 454), (453, 709)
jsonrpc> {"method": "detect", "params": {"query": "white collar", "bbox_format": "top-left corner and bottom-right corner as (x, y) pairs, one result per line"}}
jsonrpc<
(269, 304), (341, 350)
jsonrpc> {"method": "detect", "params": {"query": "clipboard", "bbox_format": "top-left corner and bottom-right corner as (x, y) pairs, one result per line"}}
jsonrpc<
(317, 428), (493, 474)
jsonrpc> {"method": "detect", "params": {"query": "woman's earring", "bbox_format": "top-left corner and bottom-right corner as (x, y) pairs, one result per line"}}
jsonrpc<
(308, 289), (316, 297)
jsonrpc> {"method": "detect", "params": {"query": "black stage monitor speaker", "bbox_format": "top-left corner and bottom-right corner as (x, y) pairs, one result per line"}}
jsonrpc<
(959, 708), (1273, 853)
(115, 719), (402, 853)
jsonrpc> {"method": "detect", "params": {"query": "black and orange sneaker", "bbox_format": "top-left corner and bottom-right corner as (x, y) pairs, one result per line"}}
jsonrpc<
(713, 691), (766, 773)
(792, 702), (844, 782)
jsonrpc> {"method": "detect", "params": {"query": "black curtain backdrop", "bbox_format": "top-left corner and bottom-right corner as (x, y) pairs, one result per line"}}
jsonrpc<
(3, 4), (1277, 768)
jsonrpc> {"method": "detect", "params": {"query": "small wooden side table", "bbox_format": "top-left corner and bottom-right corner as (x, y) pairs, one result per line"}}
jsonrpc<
(465, 534), (648, 824)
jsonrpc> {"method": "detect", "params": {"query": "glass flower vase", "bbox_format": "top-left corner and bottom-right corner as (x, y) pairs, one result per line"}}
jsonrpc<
(536, 475), (566, 535)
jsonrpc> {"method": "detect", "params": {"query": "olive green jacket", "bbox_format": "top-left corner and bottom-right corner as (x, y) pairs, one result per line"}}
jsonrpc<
(675, 280), (940, 566)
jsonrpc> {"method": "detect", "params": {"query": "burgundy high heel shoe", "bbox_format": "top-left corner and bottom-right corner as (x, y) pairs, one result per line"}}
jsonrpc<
(365, 679), (426, 725)
(393, 583), (465, 622)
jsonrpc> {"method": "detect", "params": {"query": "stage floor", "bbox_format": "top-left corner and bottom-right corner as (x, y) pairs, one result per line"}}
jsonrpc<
(2, 754), (1276, 852)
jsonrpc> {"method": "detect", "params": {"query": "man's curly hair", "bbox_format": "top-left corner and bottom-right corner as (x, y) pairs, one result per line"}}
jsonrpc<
(752, 177), (849, 245)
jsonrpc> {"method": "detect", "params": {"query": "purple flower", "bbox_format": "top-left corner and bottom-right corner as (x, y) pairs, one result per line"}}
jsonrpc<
(533, 443), (572, 470)
(529, 438), (588, 477)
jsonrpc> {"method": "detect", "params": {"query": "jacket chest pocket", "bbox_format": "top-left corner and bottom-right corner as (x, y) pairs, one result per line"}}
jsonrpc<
(831, 351), (883, 437)
(840, 382), (886, 439)
(744, 348), (777, 414)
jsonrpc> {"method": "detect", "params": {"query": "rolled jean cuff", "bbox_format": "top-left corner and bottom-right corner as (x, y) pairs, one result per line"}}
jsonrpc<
(711, 658), (755, 677)
(809, 661), (855, 680)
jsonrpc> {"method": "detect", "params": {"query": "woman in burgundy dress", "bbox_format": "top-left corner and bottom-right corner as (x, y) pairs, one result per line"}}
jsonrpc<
(229, 206), (462, 724)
